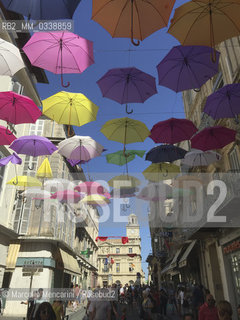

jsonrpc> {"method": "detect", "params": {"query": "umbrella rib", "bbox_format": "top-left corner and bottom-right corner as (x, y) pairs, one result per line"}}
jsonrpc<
(133, 0), (143, 41)
(112, 1), (129, 37)
(144, 0), (169, 25)
(30, 43), (60, 65)
(214, 5), (240, 33)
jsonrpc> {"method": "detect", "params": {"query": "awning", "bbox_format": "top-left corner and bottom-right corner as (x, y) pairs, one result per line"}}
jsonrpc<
(169, 247), (183, 270)
(179, 240), (197, 268)
(5, 244), (20, 271)
(161, 264), (171, 275)
(59, 249), (81, 275)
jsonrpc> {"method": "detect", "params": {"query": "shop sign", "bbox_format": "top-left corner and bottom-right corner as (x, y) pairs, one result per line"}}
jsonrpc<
(23, 258), (44, 269)
(223, 239), (240, 254)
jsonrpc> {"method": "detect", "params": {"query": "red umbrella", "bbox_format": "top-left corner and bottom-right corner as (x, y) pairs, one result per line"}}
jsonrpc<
(191, 126), (236, 151)
(150, 118), (197, 144)
(0, 125), (16, 145)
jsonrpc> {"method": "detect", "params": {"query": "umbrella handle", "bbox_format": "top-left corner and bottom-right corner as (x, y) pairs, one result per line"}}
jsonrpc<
(163, 170), (168, 177)
(61, 74), (70, 88)
(12, 177), (19, 185)
(28, 163), (35, 170)
(126, 104), (133, 114)
(194, 88), (201, 93)
(5, 125), (13, 135)
(131, 38), (140, 46)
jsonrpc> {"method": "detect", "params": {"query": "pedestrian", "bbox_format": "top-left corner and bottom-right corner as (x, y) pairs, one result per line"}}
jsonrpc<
(217, 301), (232, 320)
(35, 302), (56, 320)
(21, 290), (38, 320)
(198, 294), (219, 320)
(237, 305), (240, 319)
(183, 313), (194, 320)
(178, 287), (185, 316)
(160, 287), (168, 316)
(89, 297), (112, 320)
(74, 284), (80, 306)
(192, 284), (204, 320)
(142, 290), (153, 320)
(52, 301), (63, 320)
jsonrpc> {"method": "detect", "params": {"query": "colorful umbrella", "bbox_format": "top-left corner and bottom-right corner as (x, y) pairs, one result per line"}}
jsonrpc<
(101, 117), (150, 153)
(81, 194), (110, 207)
(23, 32), (94, 87)
(146, 145), (187, 163)
(157, 45), (220, 92)
(203, 84), (240, 119)
(0, 91), (41, 126)
(150, 118), (197, 144)
(36, 158), (53, 179)
(143, 163), (180, 182)
(10, 135), (57, 157)
(0, 126), (17, 145)
(108, 175), (141, 188)
(110, 187), (138, 198)
(191, 126), (236, 151)
(1, 0), (82, 20)
(7, 176), (42, 187)
(22, 188), (51, 200)
(97, 67), (157, 113)
(106, 150), (145, 166)
(58, 136), (104, 161)
(168, 0), (240, 60)
(51, 190), (83, 203)
(92, 0), (175, 45)
(182, 149), (222, 167)
(44, 179), (75, 191)
(42, 91), (99, 131)
(0, 152), (21, 166)
(0, 39), (25, 76)
(74, 181), (108, 196)
(137, 183), (172, 201)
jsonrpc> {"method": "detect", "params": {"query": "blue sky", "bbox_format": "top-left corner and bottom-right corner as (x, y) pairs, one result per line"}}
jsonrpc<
(36, 0), (189, 277)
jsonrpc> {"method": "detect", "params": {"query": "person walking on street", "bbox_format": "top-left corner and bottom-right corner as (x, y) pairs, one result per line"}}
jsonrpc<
(52, 301), (63, 320)
(198, 294), (219, 320)
(35, 302), (56, 320)
(217, 301), (232, 320)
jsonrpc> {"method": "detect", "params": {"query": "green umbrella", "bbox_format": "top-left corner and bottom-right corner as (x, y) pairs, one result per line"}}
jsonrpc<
(81, 248), (93, 258)
(106, 150), (145, 166)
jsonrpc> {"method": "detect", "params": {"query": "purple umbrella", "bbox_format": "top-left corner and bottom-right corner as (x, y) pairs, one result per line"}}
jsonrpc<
(204, 84), (240, 120)
(157, 45), (220, 92)
(97, 67), (157, 114)
(0, 152), (22, 166)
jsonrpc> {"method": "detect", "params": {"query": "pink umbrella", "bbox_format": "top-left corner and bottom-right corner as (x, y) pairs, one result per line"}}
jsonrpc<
(74, 181), (109, 196)
(50, 190), (83, 203)
(150, 118), (197, 144)
(0, 125), (16, 145)
(191, 126), (236, 151)
(23, 32), (94, 87)
(0, 91), (41, 126)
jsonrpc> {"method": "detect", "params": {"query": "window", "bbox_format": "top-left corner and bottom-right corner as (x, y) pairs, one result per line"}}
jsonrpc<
(0, 151), (6, 191)
(129, 263), (133, 272)
(116, 248), (120, 254)
(129, 248), (133, 253)
(229, 146), (240, 172)
(213, 71), (224, 92)
(116, 263), (120, 273)
(11, 80), (23, 94)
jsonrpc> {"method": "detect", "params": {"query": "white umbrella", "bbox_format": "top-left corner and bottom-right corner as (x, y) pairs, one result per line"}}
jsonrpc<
(182, 149), (221, 167)
(22, 188), (51, 199)
(58, 135), (104, 160)
(137, 183), (172, 201)
(0, 39), (25, 76)
(44, 178), (76, 191)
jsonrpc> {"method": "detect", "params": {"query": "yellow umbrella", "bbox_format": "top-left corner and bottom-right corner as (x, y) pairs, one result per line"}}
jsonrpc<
(7, 176), (42, 187)
(101, 117), (150, 152)
(42, 91), (99, 128)
(108, 174), (141, 188)
(168, 0), (240, 57)
(81, 194), (110, 206)
(36, 158), (53, 179)
(143, 163), (180, 182)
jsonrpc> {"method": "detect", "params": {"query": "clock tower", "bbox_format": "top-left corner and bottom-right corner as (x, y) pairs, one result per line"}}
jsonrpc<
(126, 214), (140, 238)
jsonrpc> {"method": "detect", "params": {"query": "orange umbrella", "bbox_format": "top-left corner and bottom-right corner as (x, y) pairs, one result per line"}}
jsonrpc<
(92, 0), (175, 46)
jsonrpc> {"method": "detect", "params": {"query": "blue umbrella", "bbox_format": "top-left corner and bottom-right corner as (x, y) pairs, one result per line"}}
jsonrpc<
(1, 0), (81, 20)
(146, 145), (187, 163)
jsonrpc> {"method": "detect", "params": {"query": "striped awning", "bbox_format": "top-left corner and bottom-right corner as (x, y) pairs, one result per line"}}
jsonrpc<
(59, 249), (81, 275)
(5, 244), (20, 271)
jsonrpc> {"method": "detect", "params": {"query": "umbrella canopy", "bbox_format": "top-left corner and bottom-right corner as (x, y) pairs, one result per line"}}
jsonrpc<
(157, 45), (220, 92)
(182, 149), (222, 167)
(23, 32), (94, 87)
(97, 67), (157, 113)
(191, 126), (236, 151)
(106, 150), (145, 166)
(37, 158), (53, 178)
(74, 181), (108, 196)
(42, 91), (99, 127)
(137, 183), (172, 201)
(0, 152), (21, 166)
(1, 0), (81, 20)
(7, 176), (42, 187)
(146, 145), (187, 163)
(51, 190), (83, 203)
(0, 91), (41, 125)
(0, 39), (25, 76)
(108, 175), (141, 188)
(22, 188), (51, 200)
(203, 84), (240, 119)
(110, 187), (138, 198)
(81, 194), (110, 207)
(173, 174), (204, 188)
(143, 163), (180, 182)
(101, 117), (150, 147)
(168, 0), (240, 51)
(92, 0), (175, 45)
(10, 135), (57, 157)
(44, 179), (75, 190)
(58, 136), (104, 161)
(0, 126), (17, 145)
(150, 118), (197, 144)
